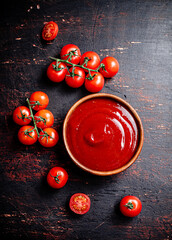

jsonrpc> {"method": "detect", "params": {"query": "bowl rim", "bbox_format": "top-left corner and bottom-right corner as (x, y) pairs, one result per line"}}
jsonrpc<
(63, 93), (144, 176)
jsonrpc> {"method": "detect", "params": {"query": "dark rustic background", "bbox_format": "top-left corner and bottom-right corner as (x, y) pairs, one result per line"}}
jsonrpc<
(0, 0), (171, 239)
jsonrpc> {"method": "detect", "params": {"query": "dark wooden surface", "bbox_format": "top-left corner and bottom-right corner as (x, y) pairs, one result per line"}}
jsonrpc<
(0, 0), (171, 239)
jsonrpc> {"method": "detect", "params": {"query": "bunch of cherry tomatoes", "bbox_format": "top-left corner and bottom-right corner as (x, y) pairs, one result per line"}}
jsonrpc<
(47, 44), (119, 92)
(13, 91), (59, 147)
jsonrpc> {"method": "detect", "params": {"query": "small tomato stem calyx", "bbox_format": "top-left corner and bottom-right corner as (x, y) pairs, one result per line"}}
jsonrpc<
(124, 202), (134, 209)
(50, 173), (61, 184)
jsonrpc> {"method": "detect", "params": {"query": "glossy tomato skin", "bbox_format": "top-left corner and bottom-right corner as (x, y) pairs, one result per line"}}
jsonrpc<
(34, 109), (54, 129)
(30, 91), (49, 111)
(47, 61), (67, 82)
(47, 167), (68, 188)
(65, 67), (85, 88)
(42, 21), (58, 41)
(120, 196), (142, 217)
(85, 72), (104, 93)
(80, 51), (100, 71)
(99, 56), (119, 78)
(69, 193), (91, 215)
(38, 128), (59, 147)
(60, 44), (81, 65)
(18, 125), (38, 145)
(13, 106), (31, 125)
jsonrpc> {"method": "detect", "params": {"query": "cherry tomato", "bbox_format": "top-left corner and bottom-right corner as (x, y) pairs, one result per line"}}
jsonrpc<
(120, 196), (142, 217)
(85, 72), (104, 93)
(47, 167), (68, 188)
(29, 91), (49, 111)
(47, 61), (67, 82)
(65, 67), (85, 88)
(18, 125), (38, 145)
(80, 51), (100, 71)
(42, 21), (58, 41)
(99, 56), (119, 78)
(13, 106), (31, 126)
(34, 109), (54, 129)
(38, 128), (59, 147)
(60, 44), (81, 65)
(69, 193), (91, 215)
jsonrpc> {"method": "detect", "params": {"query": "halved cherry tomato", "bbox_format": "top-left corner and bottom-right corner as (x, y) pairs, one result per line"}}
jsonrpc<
(85, 72), (104, 93)
(13, 106), (31, 126)
(42, 21), (58, 41)
(80, 51), (100, 71)
(60, 44), (81, 65)
(47, 61), (67, 82)
(34, 109), (54, 129)
(38, 128), (59, 147)
(120, 196), (142, 217)
(65, 67), (85, 88)
(99, 56), (119, 78)
(29, 91), (49, 111)
(18, 125), (38, 145)
(69, 193), (91, 215)
(47, 167), (68, 188)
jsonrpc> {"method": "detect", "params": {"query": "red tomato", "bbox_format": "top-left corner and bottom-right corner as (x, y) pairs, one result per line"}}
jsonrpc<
(120, 196), (142, 217)
(34, 109), (54, 129)
(38, 128), (59, 147)
(42, 21), (58, 41)
(29, 91), (49, 111)
(47, 167), (68, 188)
(65, 67), (85, 88)
(60, 44), (81, 65)
(85, 72), (104, 93)
(47, 61), (67, 82)
(80, 51), (100, 71)
(99, 56), (119, 78)
(69, 193), (91, 215)
(13, 106), (31, 126)
(18, 125), (38, 145)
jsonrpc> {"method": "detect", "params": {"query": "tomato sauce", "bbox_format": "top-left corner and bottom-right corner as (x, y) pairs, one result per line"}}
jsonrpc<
(66, 98), (138, 171)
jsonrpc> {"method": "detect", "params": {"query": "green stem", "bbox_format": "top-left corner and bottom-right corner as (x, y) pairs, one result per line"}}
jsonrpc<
(26, 98), (40, 137)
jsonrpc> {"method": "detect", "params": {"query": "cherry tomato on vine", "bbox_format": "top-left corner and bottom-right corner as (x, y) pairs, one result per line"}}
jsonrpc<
(85, 72), (104, 93)
(69, 193), (91, 215)
(42, 21), (58, 41)
(60, 44), (81, 65)
(29, 91), (49, 111)
(34, 109), (54, 129)
(65, 67), (85, 88)
(13, 106), (31, 126)
(47, 61), (67, 82)
(99, 56), (119, 78)
(80, 51), (100, 71)
(47, 167), (68, 188)
(120, 196), (142, 217)
(18, 125), (38, 145)
(38, 128), (59, 147)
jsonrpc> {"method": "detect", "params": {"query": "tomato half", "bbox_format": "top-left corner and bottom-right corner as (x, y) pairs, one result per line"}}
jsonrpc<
(29, 91), (49, 111)
(47, 61), (67, 82)
(99, 56), (119, 78)
(80, 51), (100, 71)
(85, 72), (104, 93)
(18, 125), (38, 145)
(120, 196), (142, 217)
(65, 67), (85, 88)
(47, 167), (68, 188)
(60, 44), (81, 65)
(13, 106), (31, 126)
(42, 21), (58, 41)
(34, 109), (54, 129)
(69, 193), (91, 215)
(38, 128), (59, 147)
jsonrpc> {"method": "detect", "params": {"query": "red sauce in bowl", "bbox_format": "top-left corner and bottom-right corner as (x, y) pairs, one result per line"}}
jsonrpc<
(65, 97), (139, 172)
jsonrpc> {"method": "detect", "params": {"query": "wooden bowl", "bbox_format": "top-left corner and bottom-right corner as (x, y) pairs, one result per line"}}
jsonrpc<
(63, 93), (144, 176)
